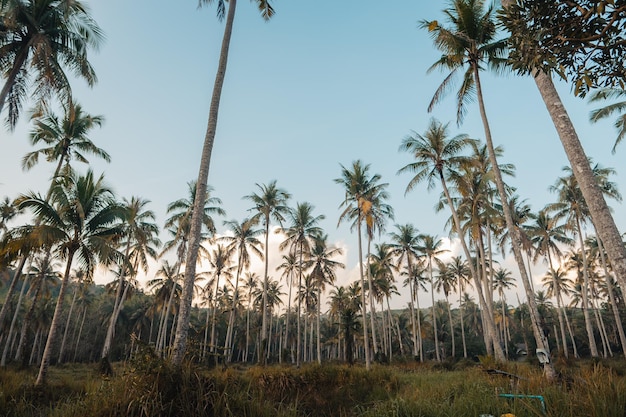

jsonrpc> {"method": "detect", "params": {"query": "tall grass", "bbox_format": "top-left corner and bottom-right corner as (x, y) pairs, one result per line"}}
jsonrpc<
(2, 356), (626, 416)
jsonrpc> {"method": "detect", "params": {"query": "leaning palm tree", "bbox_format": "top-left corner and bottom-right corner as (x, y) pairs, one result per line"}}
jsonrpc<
(0, 0), (103, 128)
(501, 1), (626, 332)
(17, 170), (123, 385)
(422, 0), (550, 371)
(171, 0), (275, 367)
(278, 202), (324, 367)
(243, 180), (290, 364)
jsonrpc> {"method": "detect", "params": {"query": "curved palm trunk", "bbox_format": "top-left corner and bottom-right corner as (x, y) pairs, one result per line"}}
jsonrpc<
(438, 171), (505, 361)
(171, 0), (238, 367)
(473, 67), (553, 376)
(35, 248), (77, 386)
(546, 253), (569, 358)
(356, 219), (371, 370)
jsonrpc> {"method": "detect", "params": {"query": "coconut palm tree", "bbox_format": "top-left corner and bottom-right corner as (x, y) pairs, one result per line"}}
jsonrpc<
(18, 170), (123, 385)
(541, 266), (578, 358)
(0, 0), (103, 128)
(492, 268), (515, 358)
(23, 99), (108, 183)
(206, 244), (234, 356)
(435, 262), (458, 358)
(335, 160), (386, 370)
(501, 1), (626, 334)
(446, 256), (471, 358)
(305, 233), (344, 364)
(526, 207), (574, 357)
(388, 223), (421, 357)
(276, 251), (297, 363)
(242, 271), (258, 362)
(397, 119), (503, 359)
(219, 218), (263, 362)
(418, 234), (448, 362)
(279, 202), (324, 366)
(100, 196), (160, 367)
(423, 0), (549, 371)
(172, 0), (275, 367)
(588, 88), (626, 154)
(243, 180), (290, 363)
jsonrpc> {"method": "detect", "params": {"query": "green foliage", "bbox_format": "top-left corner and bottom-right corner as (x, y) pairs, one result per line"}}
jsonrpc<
(501, 0), (626, 96)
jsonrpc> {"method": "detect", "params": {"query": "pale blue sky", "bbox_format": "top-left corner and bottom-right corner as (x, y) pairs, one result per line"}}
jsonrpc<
(1, 1), (624, 306)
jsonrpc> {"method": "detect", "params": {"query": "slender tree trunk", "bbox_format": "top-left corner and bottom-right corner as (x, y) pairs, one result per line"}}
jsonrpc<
(473, 67), (553, 376)
(574, 215), (599, 357)
(283, 269), (293, 364)
(406, 256), (418, 357)
(366, 238), (378, 355)
(225, 260), (243, 363)
(459, 287), (468, 359)
(1, 272), (29, 366)
(0, 256), (28, 333)
(356, 219), (370, 370)
(596, 236), (626, 356)
(171, 0), (238, 367)
(58, 281), (78, 364)
(316, 288), (322, 364)
(438, 171), (505, 361)
(415, 288), (424, 362)
(35, 249), (76, 386)
(446, 295), (455, 359)
(428, 260), (440, 361)
(210, 273), (222, 355)
(260, 219), (270, 364)
(73, 305), (88, 362)
(297, 245), (303, 367)
(531, 70), (626, 309)
(546, 252), (569, 358)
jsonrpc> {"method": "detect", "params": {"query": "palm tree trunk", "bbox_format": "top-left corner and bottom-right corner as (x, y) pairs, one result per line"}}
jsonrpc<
(1, 271), (29, 366)
(366, 237), (378, 355)
(438, 171), (505, 361)
(356, 220), (371, 370)
(171, 0), (238, 368)
(261, 219), (270, 364)
(530, 70), (626, 309)
(58, 281), (78, 363)
(574, 215), (599, 357)
(473, 66), (553, 376)
(316, 288), (322, 364)
(210, 272), (222, 355)
(446, 295), (455, 358)
(428, 260), (440, 361)
(35, 248), (76, 386)
(0, 256), (28, 333)
(459, 287), (467, 359)
(596, 235), (626, 356)
(297, 246), (303, 367)
(225, 260), (243, 363)
(283, 270), (293, 364)
(73, 305), (88, 362)
(546, 252), (569, 358)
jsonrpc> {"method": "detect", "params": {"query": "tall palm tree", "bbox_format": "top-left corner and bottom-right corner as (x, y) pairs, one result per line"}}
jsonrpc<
(526, 207), (574, 357)
(501, 1), (626, 334)
(423, 0), (549, 372)
(243, 179), (290, 363)
(335, 160), (385, 370)
(541, 266), (578, 358)
(219, 218), (263, 362)
(18, 170), (122, 385)
(23, 99), (108, 184)
(100, 196), (160, 366)
(418, 234), (448, 362)
(446, 256), (471, 358)
(242, 271), (258, 362)
(492, 268), (515, 358)
(206, 244), (234, 356)
(276, 251), (297, 363)
(397, 119), (503, 359)
(279, 202), (324, 366)
(305, 233), (344, 364)
(388, 223), (421, 357)
(435, 262), (457, 358)
(0, 0), (103, 127)
(172, 0), (275, 367)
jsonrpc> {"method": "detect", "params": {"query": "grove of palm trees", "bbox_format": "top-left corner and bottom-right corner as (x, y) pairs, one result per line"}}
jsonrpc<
(2, 0), (626, 416)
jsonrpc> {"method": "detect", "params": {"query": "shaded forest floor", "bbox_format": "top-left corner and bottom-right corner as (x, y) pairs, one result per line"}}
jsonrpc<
(2, 354), (626, 416)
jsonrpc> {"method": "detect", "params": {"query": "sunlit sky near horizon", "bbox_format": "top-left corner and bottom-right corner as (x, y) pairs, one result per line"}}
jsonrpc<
(1, 0), (624, 310)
